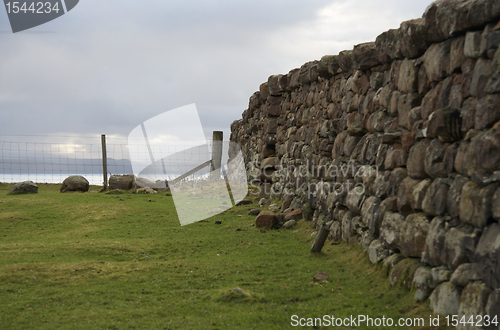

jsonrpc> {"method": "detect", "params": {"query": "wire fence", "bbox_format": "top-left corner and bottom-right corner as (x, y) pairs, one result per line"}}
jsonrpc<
(0, 134), (214, 185)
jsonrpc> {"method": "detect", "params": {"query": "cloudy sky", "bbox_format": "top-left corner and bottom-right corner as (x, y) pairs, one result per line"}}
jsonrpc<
(0, 0), (434, 144)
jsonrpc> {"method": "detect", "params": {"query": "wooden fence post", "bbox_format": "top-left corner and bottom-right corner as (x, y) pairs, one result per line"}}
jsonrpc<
(101, 134), (108, 190)
(211, 131), (223, 174)
(310, 224), (330, 253)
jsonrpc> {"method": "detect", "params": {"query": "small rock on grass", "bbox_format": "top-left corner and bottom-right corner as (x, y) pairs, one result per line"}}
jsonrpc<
(236, 199), (252, 206)
(313, 273), (329, 282)
(233, 287), (245, 294)
(248, 209), (261, 216)
(282, 220), (297, 229)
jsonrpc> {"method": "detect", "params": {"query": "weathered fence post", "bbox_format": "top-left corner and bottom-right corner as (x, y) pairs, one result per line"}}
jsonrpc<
(101, 134), (108, 190)
(211, 131), (223, 174)
(310, 224), (330, 253)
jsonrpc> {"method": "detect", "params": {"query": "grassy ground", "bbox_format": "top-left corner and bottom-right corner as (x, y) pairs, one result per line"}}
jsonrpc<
(0, 183), (452, 329)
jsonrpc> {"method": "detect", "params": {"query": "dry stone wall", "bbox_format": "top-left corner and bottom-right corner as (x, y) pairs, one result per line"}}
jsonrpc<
(230, 0), (500, 318)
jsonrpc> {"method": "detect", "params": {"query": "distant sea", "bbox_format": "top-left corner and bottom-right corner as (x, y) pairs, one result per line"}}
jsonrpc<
(0, 174), (109, 185)
(1, 172), (210, 186)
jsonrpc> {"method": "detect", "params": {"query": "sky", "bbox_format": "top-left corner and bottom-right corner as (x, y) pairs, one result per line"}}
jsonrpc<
(0, 0), (435, 145)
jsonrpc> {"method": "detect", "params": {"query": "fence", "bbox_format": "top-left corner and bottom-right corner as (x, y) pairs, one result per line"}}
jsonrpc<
(0, 132), (224, 186)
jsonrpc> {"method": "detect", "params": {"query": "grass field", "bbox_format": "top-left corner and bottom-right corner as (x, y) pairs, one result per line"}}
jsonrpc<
(0, 183), (452, 329)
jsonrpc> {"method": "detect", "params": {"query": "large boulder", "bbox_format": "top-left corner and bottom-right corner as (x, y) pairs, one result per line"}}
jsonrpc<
(412, 266), (433, 302)
(485, 290), (500, 330)
(109, 174), (136, 190)
(423, 217), (447, 267)
(457, 282), (492, 330)
(9, 181), (38, 195)
(459, 182), (499, 228)
(60, 176), (89, 193)
(399, 213), (430, 258)
(444, 224), (481, 271)
(475, 223), (500, 289)
(379, 212), (405, 250)
(255, 211), (278, 229)
(429, 281), (462, 316)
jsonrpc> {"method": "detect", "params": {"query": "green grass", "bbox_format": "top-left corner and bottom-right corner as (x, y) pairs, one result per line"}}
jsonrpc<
(0, 183), (452, 329)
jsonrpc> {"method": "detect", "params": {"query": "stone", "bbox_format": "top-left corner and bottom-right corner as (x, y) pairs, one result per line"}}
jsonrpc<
(109, 174), (135, 190)
(381, 253), (404, 274)
(431, 266), (452, 289)
(281, 194), (293, 211)
(397, 177), (421, 214)
(9, 181), (38, 195)
(421, 0), (500, 42)
(447, 175), (470, 219)
(399, 19), (428, 59)
(470, 58), (493, 98)
(421, 83), (443, 119)
(411, 179), (432, 211)
(465, 31), (483, 59)
(268, 74), (286, 96)
(475, 223), (500, 289)
(397, 58), (418, 93)
(423, 139), (452, 179)
(422, 40), (452, 83)
(267, 96), (282, 117)
(269, 204), (280, 212)
(457, 282), (493, 330)
(459, 182), (499, 228)
(379, 212), (405, 250)
(407, 139), (432, 179)
(255, 211), (278, 229)
(60, 175), (89, 193)
(427, 108), (463, 142)
(454, 141), (475, 177)
(247, 209), (261, 216)
(474, 129), (500, 173)
(485, 290), (500, 328)
(481, 30), (500, 57)
(486, 73), (500, 94)
(338, 50), (354, 77)
(329, 221), (342, 242)
(345, 186), (365, 214)
(423, 217), (447, 267)
(461, 97), (477, 133)
(398, 93), (422, 130)
(450, 263), (480, 287)
(476, 94), (500, 130)
(389, 258), (420, 289)
(353, 42), (379, 70)
(135, 187), (157, 194)
(341, 211), (356, 242)
(384, 148), (407, 170)
(235, 199), (252, 206)
(444, 224), (481, 271)
(494, 187), (500, 221)
(375, 29), (403, 63)
(360, 196), (381, 235)
(429, 282), (462, 316)
(284, 208), (303, 221)
(412, 266), (433, 302)
(282, 220), (297, 230)
(450, 36), (466, 73)
(318, 55), (339, 78)
(366, 111), (386, 133)
(399, 213), (430, 258)
(422, 178), (450, 216)
(368, 239), (386, 264)
(259, 198), (272, 207)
